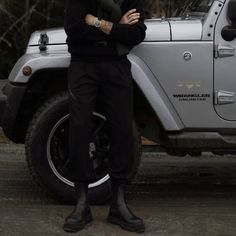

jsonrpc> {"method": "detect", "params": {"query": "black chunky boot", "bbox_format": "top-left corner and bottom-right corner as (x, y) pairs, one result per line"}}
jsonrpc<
(107, 182), (145, 233)
(63, 182), (93, 233)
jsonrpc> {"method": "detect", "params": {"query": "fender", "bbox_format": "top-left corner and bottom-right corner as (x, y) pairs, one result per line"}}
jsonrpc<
(9, 52), (184, 131)
(8, 52), (71, 83)
(128, 54), (184, 131)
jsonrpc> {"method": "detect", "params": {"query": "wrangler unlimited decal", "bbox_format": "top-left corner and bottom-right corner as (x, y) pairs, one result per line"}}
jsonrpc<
(173, 93), (211, 101)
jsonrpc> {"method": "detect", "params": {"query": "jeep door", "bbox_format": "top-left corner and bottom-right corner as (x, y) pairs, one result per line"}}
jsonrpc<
(214, 0), (236, 120)
(133, 20), (214, 128)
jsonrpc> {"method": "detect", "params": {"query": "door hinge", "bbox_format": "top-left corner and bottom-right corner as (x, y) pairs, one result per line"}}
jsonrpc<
(214, 44), (235, 58)
(214, 90), (235, 105)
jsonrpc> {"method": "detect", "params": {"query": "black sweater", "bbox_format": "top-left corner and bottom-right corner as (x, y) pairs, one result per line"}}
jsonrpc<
(64, 0), (147, 61)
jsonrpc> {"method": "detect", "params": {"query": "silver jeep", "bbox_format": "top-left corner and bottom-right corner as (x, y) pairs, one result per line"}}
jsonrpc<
(0, 0), (236, 203)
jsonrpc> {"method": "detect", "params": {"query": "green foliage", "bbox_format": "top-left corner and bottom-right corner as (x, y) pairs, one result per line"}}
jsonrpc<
(0, 0), (185, 80)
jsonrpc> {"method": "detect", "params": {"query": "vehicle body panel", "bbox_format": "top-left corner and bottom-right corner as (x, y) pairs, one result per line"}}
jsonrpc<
(170, 20), (202, 40)
(8, 53), (70, 83)
(3, 0), (236, 137)
(202, 0), (224, 40)
(214, 0), (236, 120)
(132, 40), (236, 129)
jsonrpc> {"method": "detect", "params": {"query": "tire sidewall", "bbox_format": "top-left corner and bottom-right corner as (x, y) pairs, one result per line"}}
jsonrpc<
(25, 92), (141, 204)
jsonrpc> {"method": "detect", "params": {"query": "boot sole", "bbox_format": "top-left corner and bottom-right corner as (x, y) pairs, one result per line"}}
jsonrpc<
(107, 215), (145, 233)
(63, 214), (93, 233)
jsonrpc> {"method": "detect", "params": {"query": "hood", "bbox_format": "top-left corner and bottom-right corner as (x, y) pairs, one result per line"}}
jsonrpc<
(169, 19), (203, 41)
(28, 27), (67, 46)
(28, 20), (172, 46)
(144, 19), (171, 41)
(28, 19), (203, 47)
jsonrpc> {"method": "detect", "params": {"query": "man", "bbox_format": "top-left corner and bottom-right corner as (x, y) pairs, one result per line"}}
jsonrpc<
(63, 0), (147, 233)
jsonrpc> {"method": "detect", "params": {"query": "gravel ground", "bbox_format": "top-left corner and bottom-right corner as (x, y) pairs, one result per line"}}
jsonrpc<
(1, 128), (236, 235)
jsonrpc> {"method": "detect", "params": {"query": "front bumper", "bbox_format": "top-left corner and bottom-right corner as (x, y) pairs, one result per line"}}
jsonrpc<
(0, 81), (26, 141)
(0, 81), (8, 126)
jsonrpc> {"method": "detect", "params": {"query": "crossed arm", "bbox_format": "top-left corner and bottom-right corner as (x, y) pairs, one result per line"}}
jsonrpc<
(85, 9), (141, 34)
(64, 0), (146, 46)
(85, 7), (146, 45)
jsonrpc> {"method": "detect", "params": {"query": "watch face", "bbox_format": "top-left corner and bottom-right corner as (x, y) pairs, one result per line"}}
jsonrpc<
(95, 20), (101, 28)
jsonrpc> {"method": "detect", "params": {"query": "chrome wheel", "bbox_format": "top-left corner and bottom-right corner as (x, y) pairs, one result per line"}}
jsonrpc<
(47, 112), (110, 188)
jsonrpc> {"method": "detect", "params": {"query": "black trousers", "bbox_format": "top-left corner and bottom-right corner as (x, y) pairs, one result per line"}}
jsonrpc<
(66, 57), (135, 184)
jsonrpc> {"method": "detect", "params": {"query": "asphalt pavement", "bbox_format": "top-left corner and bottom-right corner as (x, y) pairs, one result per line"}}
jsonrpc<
(1, 129), (236, 236)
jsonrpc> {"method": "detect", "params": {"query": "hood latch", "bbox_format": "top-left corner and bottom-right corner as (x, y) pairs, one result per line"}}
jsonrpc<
(38, 33), (49, 51)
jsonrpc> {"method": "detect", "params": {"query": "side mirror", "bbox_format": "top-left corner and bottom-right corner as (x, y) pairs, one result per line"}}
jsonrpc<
(228, 0), (236, 24)
(221, 0), (236, 41)
(221, 26), (236, 41)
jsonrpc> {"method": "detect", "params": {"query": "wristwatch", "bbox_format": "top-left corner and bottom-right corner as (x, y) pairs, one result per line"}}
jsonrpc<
(94, 18), (102, 28)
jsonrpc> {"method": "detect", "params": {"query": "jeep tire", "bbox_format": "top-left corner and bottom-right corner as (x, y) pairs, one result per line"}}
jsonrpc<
(25, 92), (142, 204)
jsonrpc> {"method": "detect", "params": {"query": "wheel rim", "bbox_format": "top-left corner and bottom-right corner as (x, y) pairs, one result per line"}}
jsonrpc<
(47, 112), (110, 188)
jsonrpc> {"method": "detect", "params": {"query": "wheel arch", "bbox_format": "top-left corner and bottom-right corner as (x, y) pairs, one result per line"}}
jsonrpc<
(128, 54), (184, 132)
(11, 54), (184, 143)
(10, 68), (68, 143)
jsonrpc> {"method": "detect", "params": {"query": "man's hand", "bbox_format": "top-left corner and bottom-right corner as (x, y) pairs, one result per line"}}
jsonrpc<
(84, 8), (141, 36)
(85, 8), (140, 27)
(119, 9), (140, 25)
(85, 14), (96, 26)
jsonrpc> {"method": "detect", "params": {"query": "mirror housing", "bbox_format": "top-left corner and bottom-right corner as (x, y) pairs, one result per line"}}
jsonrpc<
(228, 0), (236, 24)
(222, 26), (236, 41)
(221, 0), (236, 41)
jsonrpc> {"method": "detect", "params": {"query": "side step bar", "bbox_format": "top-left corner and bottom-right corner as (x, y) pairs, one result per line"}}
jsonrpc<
(168, 132), (236, 150)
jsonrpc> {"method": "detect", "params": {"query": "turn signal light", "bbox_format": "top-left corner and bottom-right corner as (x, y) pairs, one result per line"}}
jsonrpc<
(22, 66), (32, 76)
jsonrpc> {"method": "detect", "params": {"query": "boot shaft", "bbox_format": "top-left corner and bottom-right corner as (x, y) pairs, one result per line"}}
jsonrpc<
(74, 182), (89, 204)
(111, 182), (127, 206)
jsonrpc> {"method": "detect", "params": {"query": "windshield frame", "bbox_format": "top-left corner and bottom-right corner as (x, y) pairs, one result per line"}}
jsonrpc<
(175, 0), (215, 20)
